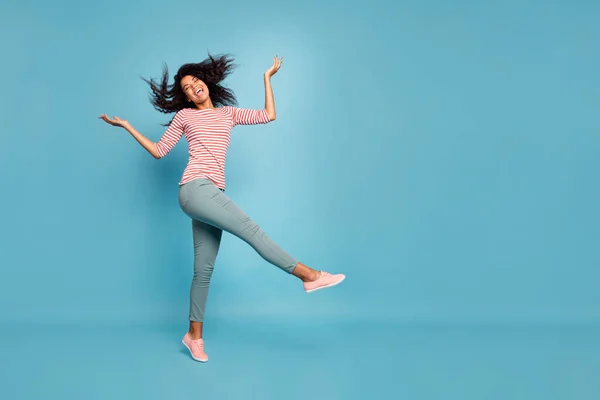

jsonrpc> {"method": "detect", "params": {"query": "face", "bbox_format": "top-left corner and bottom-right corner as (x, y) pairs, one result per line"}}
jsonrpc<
(181, 75), (209, 104)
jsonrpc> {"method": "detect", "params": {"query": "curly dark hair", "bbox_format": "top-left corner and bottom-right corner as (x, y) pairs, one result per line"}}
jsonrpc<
(142, 53), (238, 123)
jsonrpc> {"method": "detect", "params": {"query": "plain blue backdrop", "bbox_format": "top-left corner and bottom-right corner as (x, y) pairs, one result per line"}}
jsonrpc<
(1, 0), (600, 399)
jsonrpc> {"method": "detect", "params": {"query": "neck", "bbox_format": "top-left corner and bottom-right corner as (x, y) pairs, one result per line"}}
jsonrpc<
(195, 98), (214, 110)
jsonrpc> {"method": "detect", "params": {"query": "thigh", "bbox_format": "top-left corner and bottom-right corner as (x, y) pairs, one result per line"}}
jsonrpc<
(181, 180), (257, 238)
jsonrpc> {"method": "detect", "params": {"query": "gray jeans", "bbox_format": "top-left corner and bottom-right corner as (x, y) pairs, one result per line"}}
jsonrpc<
(178, 178), (299, 322)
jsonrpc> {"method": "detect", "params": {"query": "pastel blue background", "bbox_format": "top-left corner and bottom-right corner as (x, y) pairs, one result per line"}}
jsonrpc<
(1, 0), (600, 399)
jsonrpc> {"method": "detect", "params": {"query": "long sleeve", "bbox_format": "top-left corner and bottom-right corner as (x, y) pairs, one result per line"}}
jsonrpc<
(155, 111), (185, 158)
(229, 107), (271, 126)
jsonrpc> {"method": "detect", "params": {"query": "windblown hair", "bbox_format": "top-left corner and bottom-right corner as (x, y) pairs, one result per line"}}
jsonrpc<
(142, 53), (238, 124)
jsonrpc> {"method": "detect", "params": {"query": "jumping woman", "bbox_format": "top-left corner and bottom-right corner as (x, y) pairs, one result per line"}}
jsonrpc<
(99, 54), (345, 363)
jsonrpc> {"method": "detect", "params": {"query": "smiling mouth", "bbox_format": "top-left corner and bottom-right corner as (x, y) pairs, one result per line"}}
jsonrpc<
(195, 88), (203, 96)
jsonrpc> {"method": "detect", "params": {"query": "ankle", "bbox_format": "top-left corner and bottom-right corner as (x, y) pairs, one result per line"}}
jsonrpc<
(302, 270), (321, 282)
(188, 331), (202, 340)
(292, 262), (321, 282)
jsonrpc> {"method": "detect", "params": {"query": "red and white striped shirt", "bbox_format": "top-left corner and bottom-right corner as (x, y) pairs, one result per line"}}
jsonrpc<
(155, 106), (271, 188)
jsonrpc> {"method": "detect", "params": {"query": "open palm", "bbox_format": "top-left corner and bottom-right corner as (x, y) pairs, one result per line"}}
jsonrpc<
(99, 113), (129, 127)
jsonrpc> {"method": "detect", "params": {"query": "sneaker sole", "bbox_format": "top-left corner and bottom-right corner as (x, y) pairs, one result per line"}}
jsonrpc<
(181, 339), (208, 363)
(305, 275), (346, 293)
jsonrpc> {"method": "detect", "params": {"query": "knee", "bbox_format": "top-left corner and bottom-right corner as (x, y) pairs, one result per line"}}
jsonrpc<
(242, 219), (261, 237)
(193, 264), (214, 285)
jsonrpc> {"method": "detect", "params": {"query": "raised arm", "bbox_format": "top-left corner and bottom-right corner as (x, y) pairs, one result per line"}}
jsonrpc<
(99, 113), (184, 159)
(264, 56), (283, 121)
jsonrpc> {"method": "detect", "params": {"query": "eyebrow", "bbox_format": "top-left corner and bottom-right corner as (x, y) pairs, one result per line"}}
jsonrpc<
(183, 77), (198, 90)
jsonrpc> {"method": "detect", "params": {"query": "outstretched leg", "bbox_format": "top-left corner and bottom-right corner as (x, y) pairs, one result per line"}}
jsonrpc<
(179, 178), (345, 290)
(180, 179), (299, 272)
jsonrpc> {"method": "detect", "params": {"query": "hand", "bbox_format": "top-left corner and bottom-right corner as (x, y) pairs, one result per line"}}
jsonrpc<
(264, 56), (283, 78)
(99, 113), (129, 128)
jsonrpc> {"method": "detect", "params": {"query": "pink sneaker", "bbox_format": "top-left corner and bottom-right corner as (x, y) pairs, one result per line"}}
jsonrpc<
(182, 333), (209, 362)
(303, 271), (346, 293)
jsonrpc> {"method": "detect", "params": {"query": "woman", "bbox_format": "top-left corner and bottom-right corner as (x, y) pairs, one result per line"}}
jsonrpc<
(99, 54), (345, 362)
